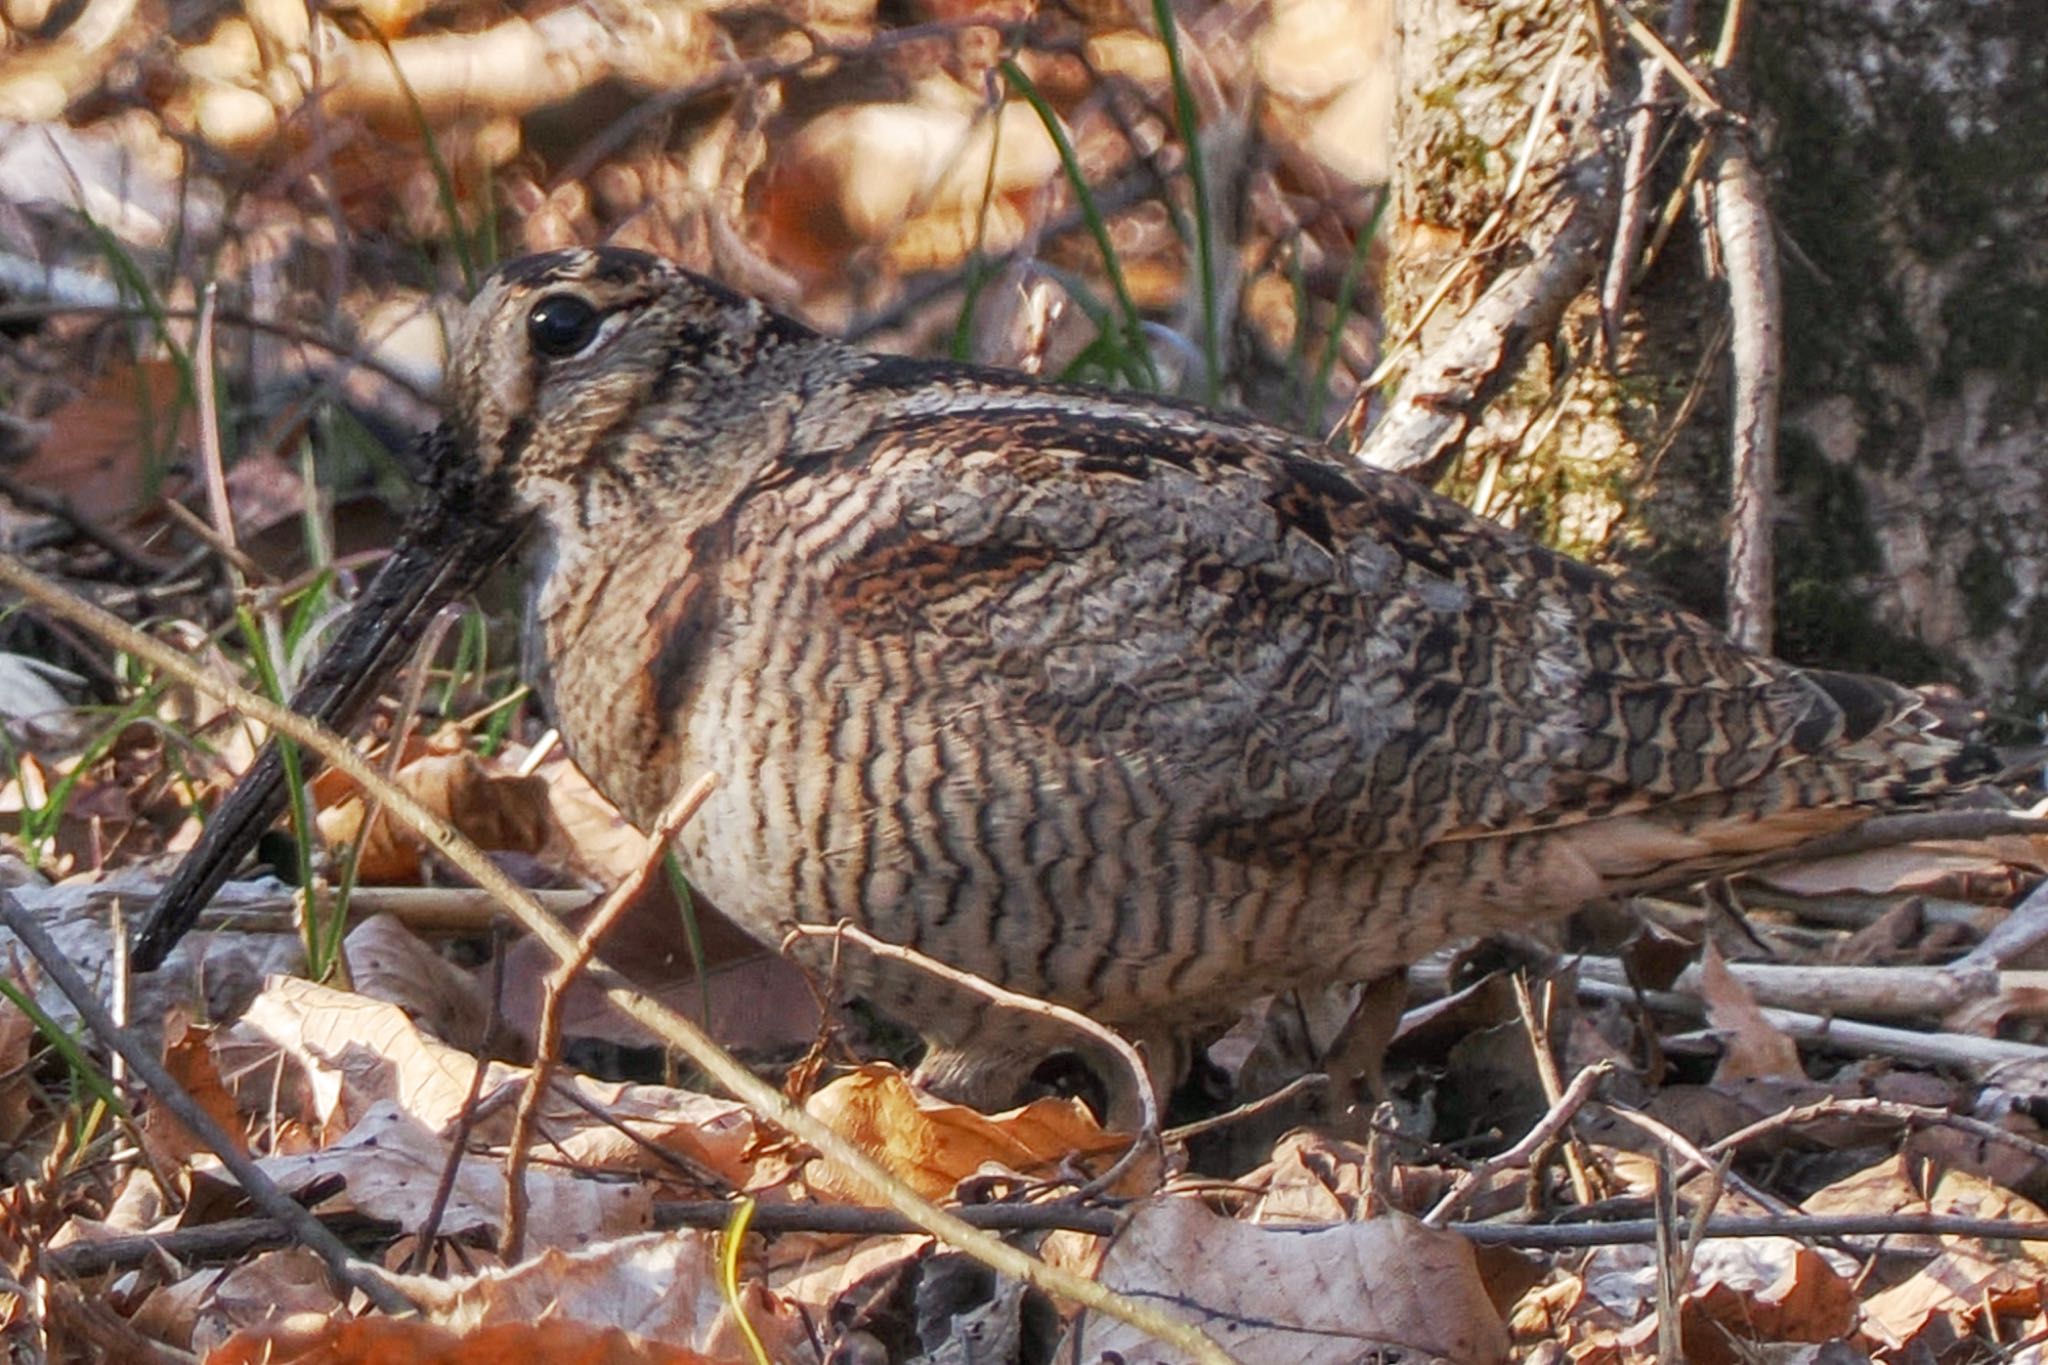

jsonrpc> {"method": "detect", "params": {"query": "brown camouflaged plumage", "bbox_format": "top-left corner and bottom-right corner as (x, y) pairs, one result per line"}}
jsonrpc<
(141, 246), (1985, 1106)
(422, 247), (1981, 1102)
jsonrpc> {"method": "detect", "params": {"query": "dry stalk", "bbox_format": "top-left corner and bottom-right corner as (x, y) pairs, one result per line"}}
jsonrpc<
(500, 773), (719, 1260)
(1514, 974), (1600, 1206)
(1423, 1061), (1613, 1227)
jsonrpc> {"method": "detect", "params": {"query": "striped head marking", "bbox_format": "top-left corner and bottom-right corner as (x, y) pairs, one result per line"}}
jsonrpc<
(441, 247), (820, 510)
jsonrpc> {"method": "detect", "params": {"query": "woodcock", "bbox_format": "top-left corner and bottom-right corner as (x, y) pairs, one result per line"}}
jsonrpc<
(137, 247), (1987, 1107)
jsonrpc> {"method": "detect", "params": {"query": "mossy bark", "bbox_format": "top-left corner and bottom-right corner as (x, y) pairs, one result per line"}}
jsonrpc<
(1374, 0), (2048, 711)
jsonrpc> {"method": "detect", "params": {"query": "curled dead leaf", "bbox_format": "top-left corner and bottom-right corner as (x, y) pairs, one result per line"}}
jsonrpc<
(799, 1063), (1127, 1203)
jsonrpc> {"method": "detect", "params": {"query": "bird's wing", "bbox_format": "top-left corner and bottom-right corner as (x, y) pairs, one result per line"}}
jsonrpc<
(809, 398), (1953, 860)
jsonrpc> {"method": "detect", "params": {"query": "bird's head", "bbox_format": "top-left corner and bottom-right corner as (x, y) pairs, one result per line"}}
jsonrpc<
(133, 247), (827, 968)
(435, 247), (828, 521)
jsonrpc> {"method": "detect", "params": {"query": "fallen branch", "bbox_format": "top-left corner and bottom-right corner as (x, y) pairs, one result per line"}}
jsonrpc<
(1352, 191), (1614, 476)
(1959, 876), (2048, 969)
(1576, 974), (2048, 1069)
(1711, 132), (1782, 650)
(51, 1199), (2048, 1282)
(1750, 810), (2048, 867)
(1575, 954), (2042, 1022)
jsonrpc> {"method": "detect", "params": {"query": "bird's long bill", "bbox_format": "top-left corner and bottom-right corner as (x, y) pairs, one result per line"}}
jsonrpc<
(132, 447), (525, 971)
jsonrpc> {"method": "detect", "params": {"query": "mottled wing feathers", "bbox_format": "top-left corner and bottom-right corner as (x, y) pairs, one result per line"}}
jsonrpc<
(811, 385), (1951, 859)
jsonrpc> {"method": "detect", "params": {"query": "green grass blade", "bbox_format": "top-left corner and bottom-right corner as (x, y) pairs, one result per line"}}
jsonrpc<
(237, 603), (330, 973)
(1151, 0), (1219, 401)
(663, 855), (714, 1029)
(17, 688), (163, 865)
(949, 101), (1013, 363)
(1314, 191), (1390, 434)
(373, 37), (484, 291)
(1001, 60), (1159, 390)
(69, 209), (194, 500)
(0, 976), (130, 1121)
(477, 682), (525, 758)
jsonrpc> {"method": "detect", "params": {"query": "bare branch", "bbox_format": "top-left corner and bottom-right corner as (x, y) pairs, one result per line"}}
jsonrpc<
(1354, 191), (1613, 476)
(1713, 136), (1782, 650)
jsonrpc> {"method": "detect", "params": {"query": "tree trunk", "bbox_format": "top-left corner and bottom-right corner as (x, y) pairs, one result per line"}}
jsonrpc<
(1366, 0), (2048, 714)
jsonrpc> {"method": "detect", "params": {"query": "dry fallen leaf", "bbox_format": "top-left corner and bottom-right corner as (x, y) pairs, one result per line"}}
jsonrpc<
(192, 1248), (345, 1359)
(1818, 1157), (2048, 1350)
(317, 749), (553, 884)
(1699, 942), (1805, 1083)
(204, 1100), (652, 1249)
(1644, 1243), (1856, 1364)
(142, 1019), (249, 1166)
(1757, 837), (2048, 897)
(344, 912), (492, 1051)
(1069, 1198), (1511, 1364)
(798, 1063), (1128, 1203)
(17, 358), (194, 529)
(530, 752), (651, 884)
(222, 972), (764, 1183)
(0, 973), (32, 1143)
(420, 1230), (809, 1363)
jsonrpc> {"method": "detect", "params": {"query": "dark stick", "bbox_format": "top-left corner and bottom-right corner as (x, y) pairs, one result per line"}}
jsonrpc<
(49, 1199), (2048, 1281)
(0, 889), (414, 1313)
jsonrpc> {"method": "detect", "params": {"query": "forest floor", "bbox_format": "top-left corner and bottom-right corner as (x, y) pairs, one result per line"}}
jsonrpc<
(4, 0), (2048, 1360)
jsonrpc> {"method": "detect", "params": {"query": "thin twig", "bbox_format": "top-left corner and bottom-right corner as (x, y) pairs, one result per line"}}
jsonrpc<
(46, 1198), (2048, 1280)
(157, 500), (266, 585)
(1712, 133), (1781, 650)
(1352, 195), (1612, 474)
(193, 285), (238, 567)
(1598, 0), (1692, 360)
(1709, 0), (1750, 69)
(1162, 1074), (1328, 1146)
(1705, 1095), (2048, 1174)
(1601, 1101), (1795, 1219)
(1634, 135), (1713, 286)
(1349, 9), (1591, 416)
(1650, 1155), (1682, 1364)
(334, 600), (467, 976)
(1424, 1062), (1612, 1226)
(0, 301), (439, 406)
(411, 927), (508, 1274)
(500, 773), (719, 1260)
(1606, 0), (1724, 114)
(1514, 975), (1598, 1206)
(0, 468), (160, 575)
(551, 20), (1004, 191)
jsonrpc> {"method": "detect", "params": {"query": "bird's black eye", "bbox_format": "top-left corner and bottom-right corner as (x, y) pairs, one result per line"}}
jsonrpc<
(526, 293), (602, 358)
